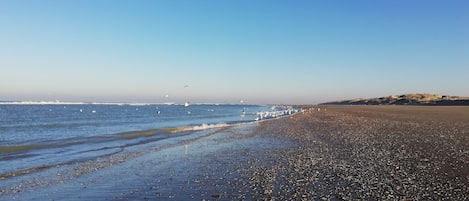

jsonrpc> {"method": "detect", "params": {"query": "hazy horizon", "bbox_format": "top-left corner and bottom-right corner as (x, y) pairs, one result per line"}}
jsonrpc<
(1, 1), (468, 104)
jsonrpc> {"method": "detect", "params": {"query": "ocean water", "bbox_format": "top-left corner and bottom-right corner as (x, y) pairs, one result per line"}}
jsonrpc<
(0, 103), (299, 178)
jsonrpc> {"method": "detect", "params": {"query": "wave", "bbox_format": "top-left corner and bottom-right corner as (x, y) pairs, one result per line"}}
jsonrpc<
(0, 123), (233, 156)
(0, 136), (114, 156)
(0, 101), (161, 106)
(0, 121), (240, 183)
(0, 122), (239, 181)
(117, 123), (231, 139)
(0, 101), (261, 106)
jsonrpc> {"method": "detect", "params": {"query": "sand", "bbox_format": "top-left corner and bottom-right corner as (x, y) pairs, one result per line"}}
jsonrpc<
(1, 106), (468, 200)
(240, 106), (469, 200)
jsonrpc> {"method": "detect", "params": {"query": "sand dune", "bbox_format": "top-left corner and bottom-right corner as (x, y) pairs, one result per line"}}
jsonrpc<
(322, 93), (469, 105)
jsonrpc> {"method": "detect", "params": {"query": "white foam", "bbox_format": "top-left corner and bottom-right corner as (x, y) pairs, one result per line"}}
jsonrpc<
(0, 101), (86, 105)
(0, 101), (159, 106)
(191, 123), (229, 131)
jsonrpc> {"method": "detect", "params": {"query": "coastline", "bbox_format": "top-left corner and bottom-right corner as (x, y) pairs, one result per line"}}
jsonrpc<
(0, 118), (293, 200)
(1, 106), (468, 200)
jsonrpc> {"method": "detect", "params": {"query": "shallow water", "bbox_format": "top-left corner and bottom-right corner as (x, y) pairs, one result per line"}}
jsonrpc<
(0, 104), (282, 176)
(0, 121), (294, 200)
(0, 103), (300, 200)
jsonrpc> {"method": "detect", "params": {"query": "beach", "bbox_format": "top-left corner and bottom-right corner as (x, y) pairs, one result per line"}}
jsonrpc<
(1, 106), (468, 200)
(240, 105), (469, 200)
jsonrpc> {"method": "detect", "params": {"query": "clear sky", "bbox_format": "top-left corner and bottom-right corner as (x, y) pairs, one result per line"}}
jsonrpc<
(1, 0), (468, 104)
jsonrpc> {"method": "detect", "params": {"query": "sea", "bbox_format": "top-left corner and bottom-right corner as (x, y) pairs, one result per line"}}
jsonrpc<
(0, 102), (299, 179)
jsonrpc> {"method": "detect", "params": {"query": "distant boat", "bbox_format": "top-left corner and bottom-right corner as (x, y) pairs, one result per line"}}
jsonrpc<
(184, 101), (190, 107)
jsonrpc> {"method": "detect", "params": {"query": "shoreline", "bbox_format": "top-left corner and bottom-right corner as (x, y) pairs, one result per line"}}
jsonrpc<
(1, 106), (468, 200)
(0, 117), (293, 200)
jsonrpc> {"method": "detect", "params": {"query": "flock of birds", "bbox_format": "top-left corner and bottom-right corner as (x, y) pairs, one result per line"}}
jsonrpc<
(72, 84), (301, 120)
(254, 107), (301, 121)
(77, 103), (300, 122)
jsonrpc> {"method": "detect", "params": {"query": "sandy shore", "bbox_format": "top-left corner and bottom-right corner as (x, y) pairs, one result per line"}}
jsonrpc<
(236, 106), (469, 200)
(1, 106), (468, 200)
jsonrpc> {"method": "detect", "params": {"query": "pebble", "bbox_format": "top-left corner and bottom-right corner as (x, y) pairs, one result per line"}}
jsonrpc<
(226, 106), (469, 200)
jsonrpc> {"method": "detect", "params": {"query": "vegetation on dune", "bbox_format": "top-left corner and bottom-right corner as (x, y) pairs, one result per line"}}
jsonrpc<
(322, 93), (469, 105)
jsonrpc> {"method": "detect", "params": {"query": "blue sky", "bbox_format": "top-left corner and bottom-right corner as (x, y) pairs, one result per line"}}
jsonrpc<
(1, 0), (468, 104)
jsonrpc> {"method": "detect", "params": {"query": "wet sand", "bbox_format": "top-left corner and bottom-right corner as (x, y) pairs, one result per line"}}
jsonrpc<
(1, 106), (468, 200)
